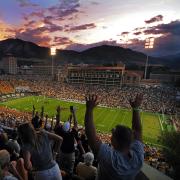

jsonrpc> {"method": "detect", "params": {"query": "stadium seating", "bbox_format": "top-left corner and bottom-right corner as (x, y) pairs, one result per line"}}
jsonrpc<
(0, 81), (14, 95)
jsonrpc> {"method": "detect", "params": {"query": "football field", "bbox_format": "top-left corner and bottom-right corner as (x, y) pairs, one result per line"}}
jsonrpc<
(0, 96), (163, 145)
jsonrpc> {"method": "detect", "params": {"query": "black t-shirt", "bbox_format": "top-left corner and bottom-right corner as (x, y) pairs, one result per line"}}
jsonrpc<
(55, 126), (78, 153)
(32, 115), (40, 129)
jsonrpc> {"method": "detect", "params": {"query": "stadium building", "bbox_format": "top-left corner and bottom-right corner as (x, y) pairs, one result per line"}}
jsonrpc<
(66, 65), (142, 86)
(1, 54), (17, 74)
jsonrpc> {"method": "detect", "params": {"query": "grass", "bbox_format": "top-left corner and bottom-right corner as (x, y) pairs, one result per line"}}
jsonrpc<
(0, 96), (163, 145)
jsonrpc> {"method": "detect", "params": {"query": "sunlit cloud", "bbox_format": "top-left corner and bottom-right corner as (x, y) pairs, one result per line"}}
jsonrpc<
(0, 0), (179, 56)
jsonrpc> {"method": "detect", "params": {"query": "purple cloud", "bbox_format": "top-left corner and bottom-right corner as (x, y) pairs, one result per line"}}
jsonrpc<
(133, 32), (142, 35)
(66, 23), (96, 32)
(53, 36), (73, 46)
(47, 0), (80, 18)
(145, 15), (163, 24)
(121, 32), (129, 36)
(15, 27), (51, 47)
(16, 0), (39, 8)
(146, 20), (180, 36)
(91, 1), (100, 5)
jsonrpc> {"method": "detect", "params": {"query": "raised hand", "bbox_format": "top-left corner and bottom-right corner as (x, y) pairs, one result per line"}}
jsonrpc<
(33, 105), (35, 110)
(56, 106), (61, 113)
(129, 94), (143, 108)
(85, 95), (98, 110)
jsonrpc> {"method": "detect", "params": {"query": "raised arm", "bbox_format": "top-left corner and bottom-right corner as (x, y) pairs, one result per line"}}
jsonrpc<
(40, 106), (44, 120)
(45, 131), (63, 157)
(84, 95), (102, 154)
(71, 107), (78, 130)
(44, 115), (48, 130)
(32, 105), (35, 118)
(55, 106), (61, 129)
(129, 94), (143, 141)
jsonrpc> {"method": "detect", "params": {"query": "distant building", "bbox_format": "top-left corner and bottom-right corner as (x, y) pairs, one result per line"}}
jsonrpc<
(124, 70), (142, 85)
(2, 55), (17, 74)
(56, 65), (68, 82)
(32, 65), (54, 75)
(150, 72), (180, 84)
(65, 64), (142, 86)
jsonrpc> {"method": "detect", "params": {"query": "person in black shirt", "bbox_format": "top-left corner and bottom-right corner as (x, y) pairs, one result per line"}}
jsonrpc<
(54, 105), (78, 175)
(31, 105), (44, 129)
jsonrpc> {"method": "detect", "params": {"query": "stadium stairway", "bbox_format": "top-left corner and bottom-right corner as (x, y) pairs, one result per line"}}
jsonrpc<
(140, 163), (173, 180)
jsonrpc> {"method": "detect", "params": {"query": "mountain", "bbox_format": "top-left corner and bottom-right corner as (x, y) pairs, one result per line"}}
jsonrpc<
(0, 38), (171, 69)
(158, 53), (180, 70)
(0, 38), (49, 59)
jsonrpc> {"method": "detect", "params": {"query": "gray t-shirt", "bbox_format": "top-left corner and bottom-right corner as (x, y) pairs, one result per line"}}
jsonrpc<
(97, 140), (144, 180)
(3, 174), (18, 180)
(22, 130), (55, 171)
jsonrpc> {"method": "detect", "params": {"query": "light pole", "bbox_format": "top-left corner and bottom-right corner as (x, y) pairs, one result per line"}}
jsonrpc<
(144, 37), (154, 79)
(50, 47), (56, 78)
(120, 64), (125, 88)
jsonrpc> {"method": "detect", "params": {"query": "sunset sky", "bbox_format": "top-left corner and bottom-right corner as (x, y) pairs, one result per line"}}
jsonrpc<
(0, 0), (180, 56)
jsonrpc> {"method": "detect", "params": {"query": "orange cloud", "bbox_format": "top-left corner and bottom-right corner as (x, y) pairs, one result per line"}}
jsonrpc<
(0, 20), (15, 40)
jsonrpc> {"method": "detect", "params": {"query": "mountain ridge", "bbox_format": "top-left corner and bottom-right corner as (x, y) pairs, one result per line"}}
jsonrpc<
(0, 38), (178, 70)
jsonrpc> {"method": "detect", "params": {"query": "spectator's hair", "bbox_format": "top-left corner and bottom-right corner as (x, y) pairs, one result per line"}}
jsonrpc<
(112, 125), (133, 150)
(0, 133), (8, 145)
(11, 130), (18, 140)
(84, 152), (94, 166)
(18, 123), (36, 146)
(0, 150), (10, 169)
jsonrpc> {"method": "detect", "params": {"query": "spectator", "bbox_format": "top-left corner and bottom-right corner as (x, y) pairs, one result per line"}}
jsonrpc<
(7, 130), (20, 158)
(0, 149), (24, 180)
(54, 106), (78, 175)
(84, 94), (144, 180)
(76, 152), (97, 180)
(0, 133), (8, 150)
(18, 122), (63, 180)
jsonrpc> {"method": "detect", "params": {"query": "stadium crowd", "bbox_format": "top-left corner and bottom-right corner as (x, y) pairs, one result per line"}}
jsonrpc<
(0, 76), (177, 114)
(0, 76), (179, 179)
(0, 95), (174, 180)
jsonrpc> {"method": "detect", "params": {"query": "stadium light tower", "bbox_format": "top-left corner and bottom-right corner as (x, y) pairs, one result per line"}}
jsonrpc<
(144, 37), (154, 79)
(50, 47), (56, 78)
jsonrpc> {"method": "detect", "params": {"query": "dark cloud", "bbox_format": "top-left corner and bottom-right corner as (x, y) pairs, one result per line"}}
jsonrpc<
(66, 19), (180, 56)
(48, 24), (63, 32)
(53, 36), (73, 46)
(144, 20), (180, 36)
(121, 32), (129, 35)
(91, 1), (100, 5)
(133, 32), (142, 35)
(16, 0), (39, 7)
(47, 0), (80, 18)
(134, 27), (145, 31)
(127, 20), (180, 56)
(145, 15), (163, 24)
(66, 23), (96, 32)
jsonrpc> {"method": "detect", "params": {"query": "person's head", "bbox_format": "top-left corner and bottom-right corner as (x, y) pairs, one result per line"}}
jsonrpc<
(11, 130), (18, 140)
(18, 122), (36, 145)
(0, 150), (10, 170)
(0, 133), (8, 145)
(63, 121), (70, 132)
(84, 152), (94, 166)
(35, 111), (39, 116)
(111, 125), (133, 152)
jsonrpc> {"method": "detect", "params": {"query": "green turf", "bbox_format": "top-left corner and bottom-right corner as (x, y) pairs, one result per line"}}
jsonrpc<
(0, 96), (163, 145)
